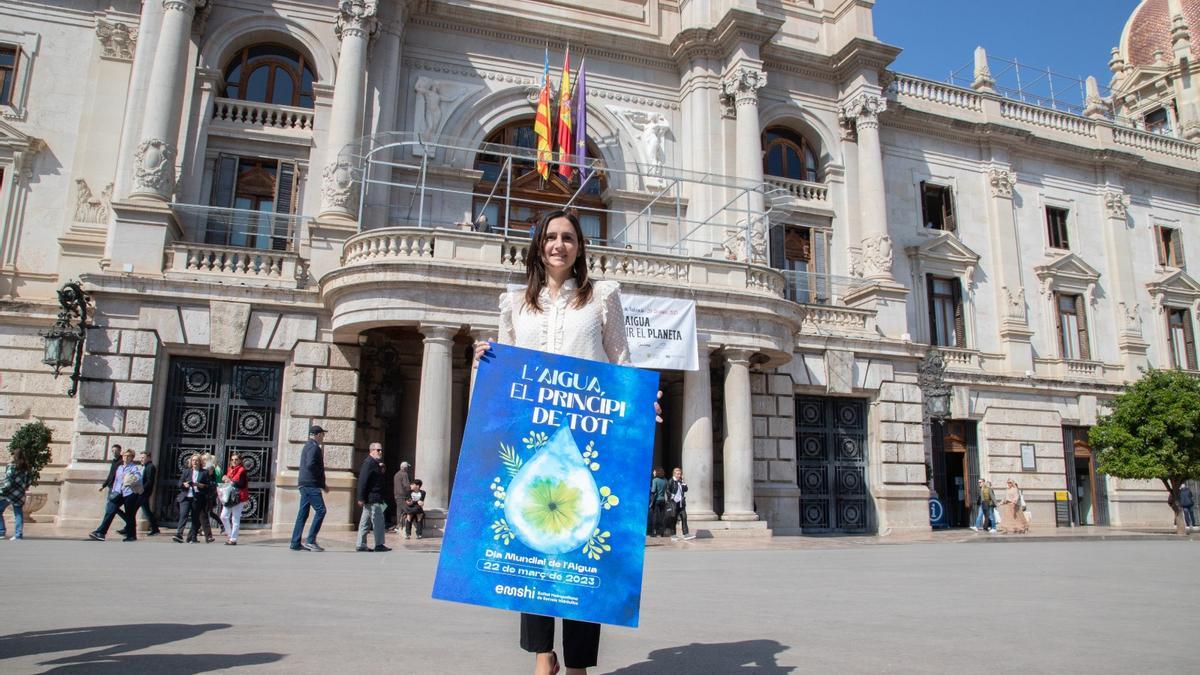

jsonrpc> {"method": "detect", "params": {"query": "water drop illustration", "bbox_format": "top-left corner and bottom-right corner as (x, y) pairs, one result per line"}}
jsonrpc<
(504, 426), (602, 554)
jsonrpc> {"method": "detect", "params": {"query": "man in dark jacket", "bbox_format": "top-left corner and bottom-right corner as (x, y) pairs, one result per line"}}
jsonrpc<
(99, 445), (122, 492)
(355, 443), (390, 552)
(1180, 483), (1196, 530)
(137, 450), (161, 536)
(290, 425), (328, 551)
(391, 461), (411, 532)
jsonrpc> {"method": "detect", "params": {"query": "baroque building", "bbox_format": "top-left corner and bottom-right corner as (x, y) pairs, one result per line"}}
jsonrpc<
(1, 0), (1196, 535)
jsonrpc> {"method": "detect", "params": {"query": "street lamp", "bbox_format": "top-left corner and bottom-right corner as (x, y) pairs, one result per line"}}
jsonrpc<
(40, 281), (90, 397)
(918, 347), (951, 423)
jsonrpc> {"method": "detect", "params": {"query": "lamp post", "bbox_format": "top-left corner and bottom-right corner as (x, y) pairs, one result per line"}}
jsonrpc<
(918, 347), (951, 499)
(40, 282), (91, 397)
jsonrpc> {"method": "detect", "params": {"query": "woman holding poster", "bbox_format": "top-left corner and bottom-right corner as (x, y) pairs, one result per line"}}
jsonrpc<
(475, 208), (645, 675)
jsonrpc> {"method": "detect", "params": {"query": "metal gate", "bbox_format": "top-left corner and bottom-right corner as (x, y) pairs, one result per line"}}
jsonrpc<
(795, 397), (870, 533)
(156, 358), (282, 528)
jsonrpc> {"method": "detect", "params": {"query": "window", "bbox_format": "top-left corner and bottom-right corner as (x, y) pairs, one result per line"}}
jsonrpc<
(1167, 308), (1197, 369)
(206, 155), (299, 250)
(1145, 107), (1172, 135)
(223, 44), (316, 108)
(473, 119), (608, 242)
(0, 46), (18, 107)
(761, 127), (819, 182)
(770, 225), (831, 304)
(926, 275), (965, 347)
(1156, 225), (1185, 267)
(1046, 206), (1070, 250)
(1055, 292), (1090, 360)
(920, 182), (956, 231)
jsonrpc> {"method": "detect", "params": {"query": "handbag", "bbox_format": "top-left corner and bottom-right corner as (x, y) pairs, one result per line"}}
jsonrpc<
(218, 482), (239, 506)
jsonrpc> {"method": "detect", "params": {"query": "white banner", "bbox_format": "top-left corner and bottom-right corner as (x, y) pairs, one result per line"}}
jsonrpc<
(622, 294), (698, 371)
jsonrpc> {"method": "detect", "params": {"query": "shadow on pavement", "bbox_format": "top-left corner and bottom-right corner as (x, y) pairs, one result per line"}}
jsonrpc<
(606, 639), (793, 673)
(0, 623), (284, 673)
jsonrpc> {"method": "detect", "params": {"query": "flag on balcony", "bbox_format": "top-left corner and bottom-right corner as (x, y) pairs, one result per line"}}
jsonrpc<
(574, 58), (588, 182)
(555, 48), (574, 179)
(534, 47), (553, 180)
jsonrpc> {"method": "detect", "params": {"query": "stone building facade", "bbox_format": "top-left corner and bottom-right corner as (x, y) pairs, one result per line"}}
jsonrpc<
(1, 0), (1195, 535)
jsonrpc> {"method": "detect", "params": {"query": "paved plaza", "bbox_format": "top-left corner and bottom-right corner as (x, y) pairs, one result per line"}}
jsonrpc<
(0, 535), (1197, 674)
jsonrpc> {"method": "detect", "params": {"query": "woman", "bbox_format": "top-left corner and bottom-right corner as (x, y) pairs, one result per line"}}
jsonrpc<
(475, 209), (658, 675)
(649, 468), (668, 537)
(203, 452), (224, 538)
(0, 454), (33, 540)
(220, 454), (250, 545)
(1000, 479), (1028, 534)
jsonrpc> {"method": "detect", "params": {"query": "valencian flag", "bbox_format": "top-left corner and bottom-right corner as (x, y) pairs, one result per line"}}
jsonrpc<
(574, 58), (588, 182)
(533, 47), (553, 180)
(555, 47), (574, 179)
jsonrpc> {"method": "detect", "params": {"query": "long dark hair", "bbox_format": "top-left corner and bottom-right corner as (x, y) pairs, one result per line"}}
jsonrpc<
(523, 209), (593, 312)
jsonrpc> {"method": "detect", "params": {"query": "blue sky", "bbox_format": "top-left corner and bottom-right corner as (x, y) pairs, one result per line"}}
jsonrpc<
(874, 0), (1138, 98)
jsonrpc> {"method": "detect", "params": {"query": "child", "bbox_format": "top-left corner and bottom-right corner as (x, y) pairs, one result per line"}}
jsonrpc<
(403, 479), (426, 539)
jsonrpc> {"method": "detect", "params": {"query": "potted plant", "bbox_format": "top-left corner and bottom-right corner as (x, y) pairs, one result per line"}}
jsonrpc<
(7, 421), (52, 521)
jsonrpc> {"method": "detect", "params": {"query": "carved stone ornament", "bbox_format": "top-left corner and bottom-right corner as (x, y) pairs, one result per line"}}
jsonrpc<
(336, 0), (379, 42)
(74, 179), (113, 224)
(132, 138), (177, 196)
(720, 67), (766, 108)
(723, 224), (767, 263)
(860, 233), (893, 278)
(1002, 286), (1027, 322)
(1119, 301), (1142, 334)
(988, 167), (1017, 198)
(322, 160), (357, 211)
(1103, 189), (1130, 219)
(608, 106), (673, 177)
(95, 20), (137, 61)
(838, 93), (887, 134)
(413, 77), (480, 142)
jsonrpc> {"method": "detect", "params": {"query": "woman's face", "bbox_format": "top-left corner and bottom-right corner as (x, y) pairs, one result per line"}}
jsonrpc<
(673, 469), (682, 479)
(541, 216), (579, 278)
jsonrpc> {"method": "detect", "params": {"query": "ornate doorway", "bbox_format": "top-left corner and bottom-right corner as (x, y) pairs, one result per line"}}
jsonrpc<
(156, 358), (283, 528)
(795, 397), (871, 533)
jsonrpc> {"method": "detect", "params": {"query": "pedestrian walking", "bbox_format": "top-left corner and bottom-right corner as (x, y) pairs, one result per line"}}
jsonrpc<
(971, 479), (997, 532)
(1179, 484), (1196, 531)
(137, 451), (161, 536)
(649, 468), (668, 537)
(474, 208), (661, 675)
(402, 479), (426, 539)
(667, 467), (693, 540)
(89, 448), (143, 542)
(1000, 479), (1029, 534)
(173, 454), (214, 543)
(356, 443), (391, 552)
(290, 425), (328, 552)
(219, 453), (250, 545)
(0, 454), (34, 541)
(99, 444), (121, 493)
(203, 452), (225, 535)
(391, 460), (412, 532)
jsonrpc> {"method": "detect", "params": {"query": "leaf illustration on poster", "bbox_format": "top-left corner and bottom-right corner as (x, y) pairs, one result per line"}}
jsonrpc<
(432, 344), (659, 627)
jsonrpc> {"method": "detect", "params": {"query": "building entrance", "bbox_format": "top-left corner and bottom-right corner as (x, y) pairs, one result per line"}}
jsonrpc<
(930, 421), (979, 528)
(795, 396), (870, 533)
(1063, 426), (1107, 526)
(155, 358), (282, 528)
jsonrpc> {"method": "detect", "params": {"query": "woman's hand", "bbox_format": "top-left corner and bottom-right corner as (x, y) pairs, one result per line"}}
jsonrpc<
(473, 338), (496, 363)
(654, 390), (663, 423)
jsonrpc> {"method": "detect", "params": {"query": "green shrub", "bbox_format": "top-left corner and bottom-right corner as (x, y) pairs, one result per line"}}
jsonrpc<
(8, 420), (52, 485)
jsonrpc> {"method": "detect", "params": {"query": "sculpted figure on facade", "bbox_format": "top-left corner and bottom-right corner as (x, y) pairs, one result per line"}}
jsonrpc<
(132, 139), (177, 196)
(1002, 286), (1027, 322)
(322, 160), (357, 211)
(988, 167), (1017, 198)
(609, 106), (672, 177)
(1119, 301), (1142, 334)
(723, 223), (767, 263)
(413, 77), (478, 143)
(720, 66), (766, 110)
(336, 0), (379, 41)
(860, 233), (893, 279)
(95, 20), (137, 61)
(1103, 189), (1130, 220)
(74, 179), (113, 224)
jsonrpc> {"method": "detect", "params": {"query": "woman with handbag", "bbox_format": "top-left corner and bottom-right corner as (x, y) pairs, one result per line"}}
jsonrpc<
(220, 453), (250, 545)
(1000, 479), (1029, 534)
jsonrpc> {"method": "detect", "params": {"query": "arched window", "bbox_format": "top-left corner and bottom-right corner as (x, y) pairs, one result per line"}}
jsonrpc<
(473, 118), (609, 243)
(762, 127), (819, 182)
(223, 44), (316, 108)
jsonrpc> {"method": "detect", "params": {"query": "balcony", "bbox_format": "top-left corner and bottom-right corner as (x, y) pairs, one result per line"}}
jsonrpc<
(209, 97), (314, 142)
(165, 204), (307, 288)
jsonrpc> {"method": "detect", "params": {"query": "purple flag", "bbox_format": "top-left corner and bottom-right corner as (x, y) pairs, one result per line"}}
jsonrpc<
(574, 59), (588, 182)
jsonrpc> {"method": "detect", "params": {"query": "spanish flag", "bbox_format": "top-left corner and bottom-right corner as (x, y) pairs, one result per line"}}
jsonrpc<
(555, 47), (574, 179)
(533, 48), (553, 180)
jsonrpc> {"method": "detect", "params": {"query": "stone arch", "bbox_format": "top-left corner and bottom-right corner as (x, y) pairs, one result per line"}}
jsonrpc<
(198, 15), (336, 85)
(758, 101), (844, 175)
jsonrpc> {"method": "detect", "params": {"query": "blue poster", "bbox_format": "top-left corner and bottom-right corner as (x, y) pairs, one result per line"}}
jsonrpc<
(432, 343), (660, 628)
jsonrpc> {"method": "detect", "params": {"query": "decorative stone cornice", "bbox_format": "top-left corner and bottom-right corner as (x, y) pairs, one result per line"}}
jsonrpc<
(95, 19), (137, 61)
(988, 167), (1017, 198)
(336, 1), (379, 42)
(1102, 188), (1130, 219)
(720, 66), (766, 109)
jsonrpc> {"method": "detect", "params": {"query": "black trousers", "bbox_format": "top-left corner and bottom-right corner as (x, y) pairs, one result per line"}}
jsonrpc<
(176, 497), (202, 541)
(139, 494), (159, 532)
(670, 504), (688, 535)
(648, 501), (668, 536)
(96, 494), (136, 537)
(520, 613), (600, 669)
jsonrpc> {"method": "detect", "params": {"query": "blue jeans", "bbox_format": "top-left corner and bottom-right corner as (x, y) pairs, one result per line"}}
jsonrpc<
(290, 487), (326, 547)
(974, 504), (997, 529)
(1184, 506), (1196, 528)
(0, 498), (23, 538)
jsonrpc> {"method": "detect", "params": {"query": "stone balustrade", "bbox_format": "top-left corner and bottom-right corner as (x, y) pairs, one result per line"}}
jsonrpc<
(940, 346), (980, 370)
(798, 304), (874, 336)
(763, 176), (829, 203)
(890, 74), (983, 111)
(1032, 357), (1117, 380)
(1112, 126), (1200, 160)
(211, 97), (315, 134)
(166, 243), (303, 287)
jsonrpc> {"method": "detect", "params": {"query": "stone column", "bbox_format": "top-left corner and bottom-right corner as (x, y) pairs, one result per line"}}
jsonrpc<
(113, 0), (164, 199)
(319, 0), (378, 223)
(682, 343), (716, 520)
(984, 164), (1034, 372)
(128, 0), (206, 202)
(415, 324), (456, 515)
(721, 348), (757, 521)
(1099, 184), (1150, 377)
(721, 66), (767, 261)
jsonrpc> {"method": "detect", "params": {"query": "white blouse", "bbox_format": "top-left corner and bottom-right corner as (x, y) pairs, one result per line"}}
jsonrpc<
(498, 279), (632, 366)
